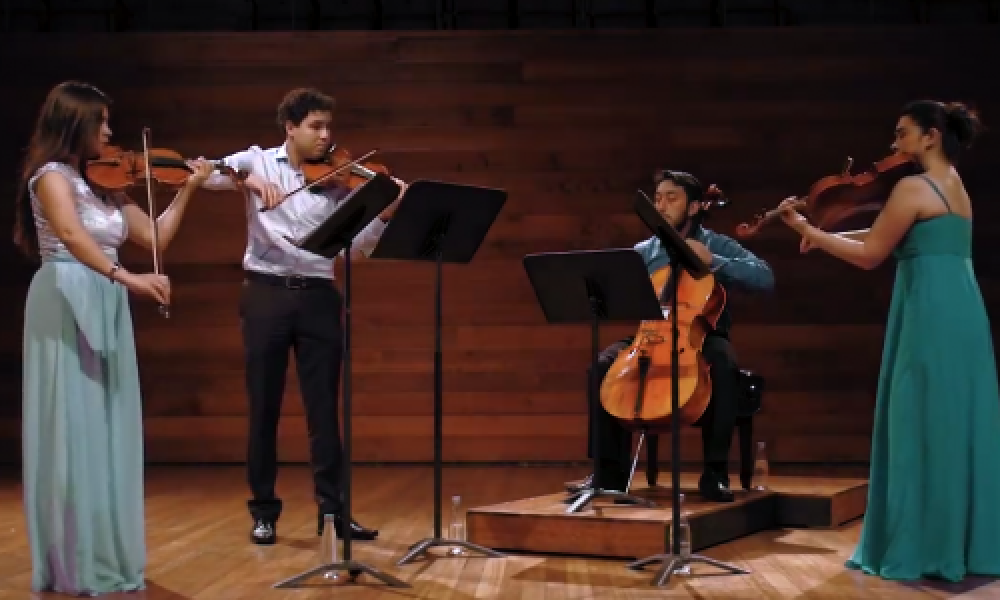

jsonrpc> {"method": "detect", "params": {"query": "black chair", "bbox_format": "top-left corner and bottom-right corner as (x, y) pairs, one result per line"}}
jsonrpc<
(640, 368), (765, 491)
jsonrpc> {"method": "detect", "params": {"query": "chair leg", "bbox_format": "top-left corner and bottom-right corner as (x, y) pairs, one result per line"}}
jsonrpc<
(646, 434), (659, 487)
(738, 418), (753, 491)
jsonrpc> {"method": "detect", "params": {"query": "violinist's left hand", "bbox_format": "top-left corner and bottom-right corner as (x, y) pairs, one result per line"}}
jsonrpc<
(777, 196), (809, 234)
(379, 176), (408, 221)
(686, 239), (713, 265)
(184, 157), (215, 188)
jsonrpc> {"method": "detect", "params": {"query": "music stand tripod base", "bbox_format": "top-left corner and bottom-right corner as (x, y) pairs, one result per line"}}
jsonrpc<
(397, 538), (506, 566)
(627, 552), (750, 587)
(273, 561), (409, 589)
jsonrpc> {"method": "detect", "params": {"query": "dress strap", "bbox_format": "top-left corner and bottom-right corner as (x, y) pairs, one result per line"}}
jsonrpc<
(918, 174), (952, 213)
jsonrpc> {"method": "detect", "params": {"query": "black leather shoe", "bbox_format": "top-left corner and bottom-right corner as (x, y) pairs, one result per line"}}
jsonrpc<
(699, 471), (735, 503)
(317, 513), (379, 541)
(565, 473), (594, 492)
(251, 518), (276, 545)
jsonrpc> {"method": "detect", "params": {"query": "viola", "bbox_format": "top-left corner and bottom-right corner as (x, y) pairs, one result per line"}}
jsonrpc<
(599, 185), (729, 433)
(87, 145), (247, 192)
(281, 145), (391, 202)
(734, 152), (921, 238)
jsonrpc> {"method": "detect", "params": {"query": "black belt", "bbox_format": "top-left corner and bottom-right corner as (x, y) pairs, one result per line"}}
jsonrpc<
(245, 271), (333, 290)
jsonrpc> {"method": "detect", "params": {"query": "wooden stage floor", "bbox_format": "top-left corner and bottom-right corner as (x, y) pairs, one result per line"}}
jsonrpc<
(0, 465), (997, 599)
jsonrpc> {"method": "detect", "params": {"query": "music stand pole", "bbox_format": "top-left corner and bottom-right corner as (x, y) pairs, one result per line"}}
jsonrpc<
(368, 181), (508, 565)
(522, 250), (660, 514)
(625, 192), (750, 586)
(272, 174), (408, 589)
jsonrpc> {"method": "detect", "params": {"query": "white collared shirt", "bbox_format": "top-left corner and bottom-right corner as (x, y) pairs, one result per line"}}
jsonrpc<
(203, 143), (387, 279)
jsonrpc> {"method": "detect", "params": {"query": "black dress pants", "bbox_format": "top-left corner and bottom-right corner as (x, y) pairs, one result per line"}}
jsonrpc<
(240, 273), (345, 522)
(587, 332), (739, 490)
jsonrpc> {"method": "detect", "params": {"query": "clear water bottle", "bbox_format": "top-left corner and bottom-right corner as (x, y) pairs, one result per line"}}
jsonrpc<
(753, 441), (769, 491)
(448, 495), (466, 556)
(319, 514), (342, 581)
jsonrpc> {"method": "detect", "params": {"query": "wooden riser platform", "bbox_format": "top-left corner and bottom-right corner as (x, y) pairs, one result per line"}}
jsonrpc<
(466, 474), (868, 560)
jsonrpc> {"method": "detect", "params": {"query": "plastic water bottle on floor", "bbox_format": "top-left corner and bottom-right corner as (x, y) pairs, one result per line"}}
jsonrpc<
(448, 495), (466, 556)
(319, 514), (343, 581)
(753, 441), (769, 491)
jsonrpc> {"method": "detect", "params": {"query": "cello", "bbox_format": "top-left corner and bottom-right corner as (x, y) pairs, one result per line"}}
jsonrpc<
(734, 152), (921, 238)
(599, 185), (729, 433)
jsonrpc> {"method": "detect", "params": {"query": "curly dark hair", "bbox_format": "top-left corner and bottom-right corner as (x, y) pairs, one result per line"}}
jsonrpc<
(276, 87), (336, 127)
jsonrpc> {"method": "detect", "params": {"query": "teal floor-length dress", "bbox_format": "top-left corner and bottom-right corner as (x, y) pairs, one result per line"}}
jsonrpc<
(22, 162), (146, 595)
(846, 175), (1000, 582)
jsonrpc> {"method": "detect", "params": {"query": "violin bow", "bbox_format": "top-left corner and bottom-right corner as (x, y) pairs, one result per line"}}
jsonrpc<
(141, 127), (169, 318)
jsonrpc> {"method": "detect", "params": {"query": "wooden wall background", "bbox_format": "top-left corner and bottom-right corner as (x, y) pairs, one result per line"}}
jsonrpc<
(0, 27), (997, 467)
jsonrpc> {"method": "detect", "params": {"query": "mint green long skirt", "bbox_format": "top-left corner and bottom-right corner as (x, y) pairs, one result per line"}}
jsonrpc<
(22, 259), (146, 595)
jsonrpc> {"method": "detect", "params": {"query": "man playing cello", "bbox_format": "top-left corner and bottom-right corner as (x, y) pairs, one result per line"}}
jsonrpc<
(570, 169), (774, 502)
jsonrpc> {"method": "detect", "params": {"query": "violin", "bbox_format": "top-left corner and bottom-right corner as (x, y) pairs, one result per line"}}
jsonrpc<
(734, 152), (921, 238)
(87, 145), (247, 191)
(280, 145), (391, 202)
(85, 131), (245, 318)
(599, 185), (730, 433)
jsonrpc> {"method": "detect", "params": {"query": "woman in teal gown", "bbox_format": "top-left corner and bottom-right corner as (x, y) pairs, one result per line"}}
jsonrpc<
(13, 81), (216, 595)
(776, 100), (1000, 582)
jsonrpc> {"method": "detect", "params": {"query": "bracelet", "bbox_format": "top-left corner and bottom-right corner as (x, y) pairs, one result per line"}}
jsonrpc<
(108, 263), (122, 282)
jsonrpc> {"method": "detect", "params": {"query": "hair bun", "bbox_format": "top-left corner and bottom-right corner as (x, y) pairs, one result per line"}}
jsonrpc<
(944, 102), (983, 147)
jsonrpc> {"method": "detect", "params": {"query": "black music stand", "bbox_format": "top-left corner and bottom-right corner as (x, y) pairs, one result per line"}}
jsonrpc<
(625, 191), (750, 586)
(369, 180), (508, 566)
(522, 249), (660, 514)
(271, 173), (409, 590)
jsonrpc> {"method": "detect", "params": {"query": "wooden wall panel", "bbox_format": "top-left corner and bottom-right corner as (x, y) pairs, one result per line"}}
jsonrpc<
(0, 28), (998, 467)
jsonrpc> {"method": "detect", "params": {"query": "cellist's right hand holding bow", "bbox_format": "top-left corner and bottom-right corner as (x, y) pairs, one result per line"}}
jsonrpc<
(113, 268), (171, 305)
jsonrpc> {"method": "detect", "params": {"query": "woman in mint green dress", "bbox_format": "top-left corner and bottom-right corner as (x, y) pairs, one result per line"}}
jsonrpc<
(777, 100), (1000, 582)
(13, 81), (214, 595)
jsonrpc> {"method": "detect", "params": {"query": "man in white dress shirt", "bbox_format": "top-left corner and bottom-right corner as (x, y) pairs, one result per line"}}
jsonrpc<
(202, 88), (403, 545)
